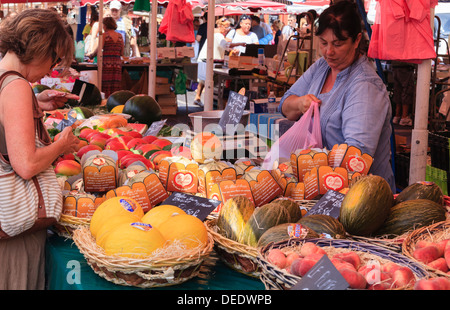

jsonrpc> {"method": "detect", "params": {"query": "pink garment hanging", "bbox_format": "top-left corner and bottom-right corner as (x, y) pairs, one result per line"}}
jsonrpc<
(159, 0), (195, 43)
(368, 0), (438, 63)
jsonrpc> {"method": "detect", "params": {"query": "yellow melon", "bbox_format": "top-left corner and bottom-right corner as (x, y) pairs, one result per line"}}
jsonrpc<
(89, 196), (144, 238)
(141, 205), (187, 229)
(110, 104), (124, 114)
(157, 214), (208, 249)
(102, 222), (166, 258)
(95, 216), (137, 248)
(190, 132), (223, 164)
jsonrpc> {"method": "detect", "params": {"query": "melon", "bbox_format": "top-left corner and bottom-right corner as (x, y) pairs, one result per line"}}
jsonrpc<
(271, 197), (303, 222)
(239, 202), (291, 247)
(106, 90), (135, 112)
(126, 123), (149, 135)
(95, 216), (137, 248)
(123, 95), (162, 126)
(102, 222), (166, 258)
(32, 84), (50, 94)
(110, 105), (124, 114)
(339, 175), (394, 236)
(141, 205), (187, 229)
(395, 181), (444, 205)
(157, 213), (208, 249)
(297, 214), (347, 239)
(216, 196), (255, 242)
(190, 132), (223, 164)
(375, 199), (447, 237)
(257, 223), (319, 248)
(89, 196), (144, 238)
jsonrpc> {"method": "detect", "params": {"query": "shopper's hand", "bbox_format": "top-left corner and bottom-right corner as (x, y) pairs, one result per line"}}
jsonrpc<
(36, 89), (80, 111)
(58, 126), (81, 154)
(297, 94), (321, 114)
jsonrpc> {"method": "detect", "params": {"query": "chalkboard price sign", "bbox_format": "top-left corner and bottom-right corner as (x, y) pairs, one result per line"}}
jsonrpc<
(291, 255), (349, 290)
(305, 190), (345, 219)
(218, 90), (248, 131)
(161, 192), (222, 221)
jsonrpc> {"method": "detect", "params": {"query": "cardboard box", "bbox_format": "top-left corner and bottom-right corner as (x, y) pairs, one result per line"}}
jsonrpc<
(62, 191), (105, 218)
(159, 156), (199, 194)
(160, 106), (177, 115)
(155, 83), (171, 95)
(81, 150), (118, 193)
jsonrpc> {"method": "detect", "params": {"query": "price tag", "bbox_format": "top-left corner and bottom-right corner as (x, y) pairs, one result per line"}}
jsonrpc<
(144, 119), (167, 137)
(161, 192), (221, 221)
(218, 90), (248, 132)
(291, 255), (349, 290)
(305, 190), (345, 219)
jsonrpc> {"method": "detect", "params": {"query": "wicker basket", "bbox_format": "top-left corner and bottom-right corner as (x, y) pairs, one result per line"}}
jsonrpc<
(72, 225), (215, 288)
(402, 220), (450, 278)
(205, 218), (261, 277)
(347, 234), (405, 253)
(257, 238), (430, 290)
(53, 214), (91, 239)
(204, 199), (317, 278)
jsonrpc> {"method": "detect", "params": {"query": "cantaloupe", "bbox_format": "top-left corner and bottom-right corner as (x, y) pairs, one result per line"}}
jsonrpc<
(102, 222), (166, 258)
(89, 196), (144, 238)
(95, 216), (137, 248)
(157, 213), (208, 249)
(141, 205), (186, 229)
(190, 132), (223, 163)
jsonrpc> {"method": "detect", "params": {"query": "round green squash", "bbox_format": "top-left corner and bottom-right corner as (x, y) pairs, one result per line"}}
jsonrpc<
(216, 196), (255, 242)
(339, 175), (394, 237)
(32, 84), (51, 94)
(257, 223), (319, 248)
(123, 95), (162, 126)
(297, 214), (346, 239)
(271, 197), (302, 222)
(395, 181), (444, 206)
(106, 90), (136, 112)
(375, 199), (447, 237)
(238, 203), (291, 247)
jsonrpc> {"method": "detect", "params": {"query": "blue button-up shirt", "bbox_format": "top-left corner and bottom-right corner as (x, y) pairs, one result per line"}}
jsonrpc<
(279, 56), (395, 192)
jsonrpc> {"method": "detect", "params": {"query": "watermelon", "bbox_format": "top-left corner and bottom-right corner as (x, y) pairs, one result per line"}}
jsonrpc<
(123, 95), (162, 126)
(126, 123), (148, 135)
(106, 90), (136, 112)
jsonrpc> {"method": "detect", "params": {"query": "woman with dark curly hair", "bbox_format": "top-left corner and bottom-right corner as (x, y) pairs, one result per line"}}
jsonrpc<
(0, 8), (80, 290)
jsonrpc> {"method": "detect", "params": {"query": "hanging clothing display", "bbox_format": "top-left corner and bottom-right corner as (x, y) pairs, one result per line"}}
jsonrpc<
(159, 0), (195, 43)
(368, 0), (438, 63)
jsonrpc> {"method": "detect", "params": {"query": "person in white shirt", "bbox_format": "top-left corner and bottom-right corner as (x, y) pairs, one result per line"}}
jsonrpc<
(226, 14), (259, 55)
(194, 17), (232, 107)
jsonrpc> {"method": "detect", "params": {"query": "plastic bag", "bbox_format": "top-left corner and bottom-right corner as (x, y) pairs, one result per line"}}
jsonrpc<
(262, 101), (322, 170)
(174, 70), (187, 95)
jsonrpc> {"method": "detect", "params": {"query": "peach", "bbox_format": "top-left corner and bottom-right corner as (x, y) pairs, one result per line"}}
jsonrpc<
(54, 159), (81, 176)
(332, 252), (361, 270)
(285, 252), (301, 268)
(297, 253), (325, 276)
(266, 249), (287, 269)
(391, 266), (416, 288)
(415, 240), (436, 250)
(76, 144), (102, 159)
(339, 268), (367, 289)
(290, 258), (303, 276)
(445, 249), (450, 269)
(300, 242), (326, 257)
(413, 245), (441, 264)
(427, 257), (449, 273)
(381, 262), (402, 275)
(436, 239), (450, 256)
(331, 258), (357, 272)
(432, 277), (450, 290)
(414, 278), (442, 290)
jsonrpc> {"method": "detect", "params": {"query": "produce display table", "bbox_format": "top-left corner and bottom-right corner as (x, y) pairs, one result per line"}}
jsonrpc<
(45, 233), (265, 290)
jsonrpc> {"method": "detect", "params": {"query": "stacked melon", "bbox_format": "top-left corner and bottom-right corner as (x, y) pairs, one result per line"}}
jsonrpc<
(90, 196), (208, 258)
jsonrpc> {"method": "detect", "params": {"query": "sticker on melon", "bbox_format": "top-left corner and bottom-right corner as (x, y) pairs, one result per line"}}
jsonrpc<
(102, 222), (166, 258)
(89, 196), (145, 238)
